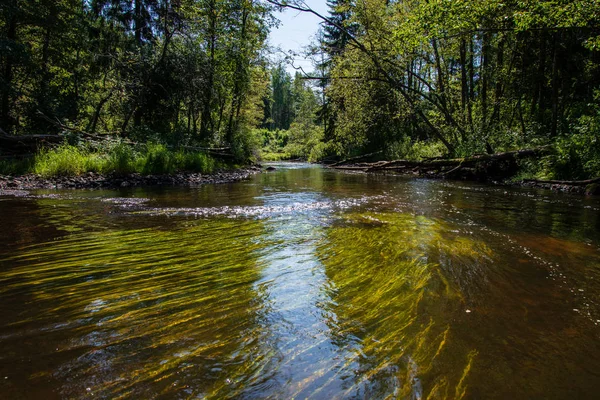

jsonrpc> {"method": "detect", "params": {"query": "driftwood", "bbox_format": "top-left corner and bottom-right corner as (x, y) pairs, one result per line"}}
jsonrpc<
(368, 147), (550, 172)
(330, 146), (553, 181)
(329, 150), (384, 167)
(332, 147), (550, 171)
(0, 129), (63, 154)
(178, 145), (234, 158)
(2, 114), (237, 159)
(522, 177), (600, 186)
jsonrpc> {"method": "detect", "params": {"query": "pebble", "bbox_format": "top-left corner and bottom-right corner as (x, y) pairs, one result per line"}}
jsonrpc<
(0, 169), (261, 191)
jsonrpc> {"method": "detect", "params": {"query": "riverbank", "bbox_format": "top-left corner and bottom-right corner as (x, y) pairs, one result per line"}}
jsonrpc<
(328, 164), (600, 195)
(518, 179), (600, 195)
(326, 147), (600, 196)
(0, 167), (261, 191)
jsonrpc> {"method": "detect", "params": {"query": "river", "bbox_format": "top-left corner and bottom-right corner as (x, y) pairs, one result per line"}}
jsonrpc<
(1, 162), (600, 399)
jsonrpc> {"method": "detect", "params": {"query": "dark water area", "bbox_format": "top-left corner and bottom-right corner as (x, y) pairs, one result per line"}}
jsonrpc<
(1, 163), (600, 399)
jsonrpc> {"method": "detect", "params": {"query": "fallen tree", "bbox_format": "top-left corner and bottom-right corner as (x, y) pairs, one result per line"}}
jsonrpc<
(0, 129), (62, 155)
(329, 150), (383, 167)
(329, 146), (553, 181)
(522, 177), (600, 186)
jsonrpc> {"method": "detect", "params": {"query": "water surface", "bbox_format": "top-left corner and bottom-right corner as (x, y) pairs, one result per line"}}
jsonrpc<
(1, 163), (600, 399)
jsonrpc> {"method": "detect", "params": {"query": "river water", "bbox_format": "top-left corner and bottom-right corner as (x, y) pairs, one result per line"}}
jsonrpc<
(1, 162), (600, 399)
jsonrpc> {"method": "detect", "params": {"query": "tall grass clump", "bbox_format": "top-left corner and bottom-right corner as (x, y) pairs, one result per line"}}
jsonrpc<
(2, 142), (218, 178)
(176, 151), (215, 173)
(141, 144), (216, 174)
(106, 143), (137, 175)
(34, 144), (104, 177)
(142, 143), (175, 174)
(0, 158), (34, 176)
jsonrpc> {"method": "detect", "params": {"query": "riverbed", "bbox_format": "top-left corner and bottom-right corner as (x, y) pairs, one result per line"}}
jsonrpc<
(1, 162), (599, 399)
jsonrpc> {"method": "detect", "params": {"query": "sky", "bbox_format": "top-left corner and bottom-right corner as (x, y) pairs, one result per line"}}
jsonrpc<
(267, 1), (330, 75)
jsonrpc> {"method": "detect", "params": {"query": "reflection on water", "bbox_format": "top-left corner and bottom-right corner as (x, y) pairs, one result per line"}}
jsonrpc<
(1, 162), (600, 399)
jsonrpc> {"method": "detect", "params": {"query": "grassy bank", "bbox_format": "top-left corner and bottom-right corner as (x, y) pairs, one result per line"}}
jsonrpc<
(0, 143), (218, 178)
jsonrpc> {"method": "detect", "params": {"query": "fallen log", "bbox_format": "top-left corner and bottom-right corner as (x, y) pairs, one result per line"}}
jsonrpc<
(36, 113), (237, 158)
(0, 154), (35, 160)
(330, 165), (376, 171)
(0, 131), (63, 154)
(329, 150), (383, 167)
(522, 177), (600, 186)
(329, 146), (553, 182)
(365, 146), (551, 172)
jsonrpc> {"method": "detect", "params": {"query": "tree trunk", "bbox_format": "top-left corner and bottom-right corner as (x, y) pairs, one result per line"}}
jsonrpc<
(121, 107), (135, 136)
(536, 31), (546, 123)
(432, 38), (445, 107)
(468, 37), (475, 134)
(87, 91), (114, 133)
(550, 32), (560, 137)
(38, 25), (52, 124)
(460, 39), (467, 113)
(491, 37), (505, 124)
(200, 0), (216, 140)
(134, 0), (142, 47)
(226, 0), (250, 145)
(1, 14), (17, 133)
(480, 32), (489, 130)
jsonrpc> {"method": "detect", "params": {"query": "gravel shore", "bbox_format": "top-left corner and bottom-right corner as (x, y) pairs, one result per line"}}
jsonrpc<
(0, 166), (262, 191)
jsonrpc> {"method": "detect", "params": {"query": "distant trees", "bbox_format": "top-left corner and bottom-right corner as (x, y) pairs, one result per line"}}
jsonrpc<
(259, 64), (323, 160)
(0, 0), (274, 157)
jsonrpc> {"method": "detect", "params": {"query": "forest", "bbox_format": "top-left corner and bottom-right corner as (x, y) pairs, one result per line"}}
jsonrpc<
(1, 0), (600, 181)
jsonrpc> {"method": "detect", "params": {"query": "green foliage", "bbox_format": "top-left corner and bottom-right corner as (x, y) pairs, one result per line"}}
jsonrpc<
(261, 151), (292, 161)
(5, 143), (215, 178)
(34, 145), (104, 177)
(142, 144), (175, 175)
(410, 141), (447, 161)
(552, 132), (600, 180)
(258, 70), (327, 162)
(231, 127), (262, 163)
(178, 151), (215, 174)
(0, 0), (274, 161)
(141, 143), (216, 175)
(311, 0), (600, 176)
(107, 143), (137, 175)
(385, 138), (447, 161)
(284, 123), (326, 162)
(0, 158), (34, 176)
(257, 128), (290, 160)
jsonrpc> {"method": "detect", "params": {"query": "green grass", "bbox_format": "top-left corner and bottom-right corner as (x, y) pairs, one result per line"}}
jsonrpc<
(0, 157), (35, 176)
(0, 143), (217, 178)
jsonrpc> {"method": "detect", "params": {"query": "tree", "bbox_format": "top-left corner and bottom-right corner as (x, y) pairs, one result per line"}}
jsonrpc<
(0, 0), (275, 159)
(268, 0), (600, 172)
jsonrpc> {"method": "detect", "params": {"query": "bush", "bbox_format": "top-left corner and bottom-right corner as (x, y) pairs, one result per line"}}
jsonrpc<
(231, 127), (262, 162)
(552, 132), (600, 180)
(282, 123), (325, 161)
(410, 140), (447, 160)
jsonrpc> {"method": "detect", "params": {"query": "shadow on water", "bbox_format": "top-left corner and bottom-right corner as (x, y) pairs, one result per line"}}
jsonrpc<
(1, 163), (600, 399)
